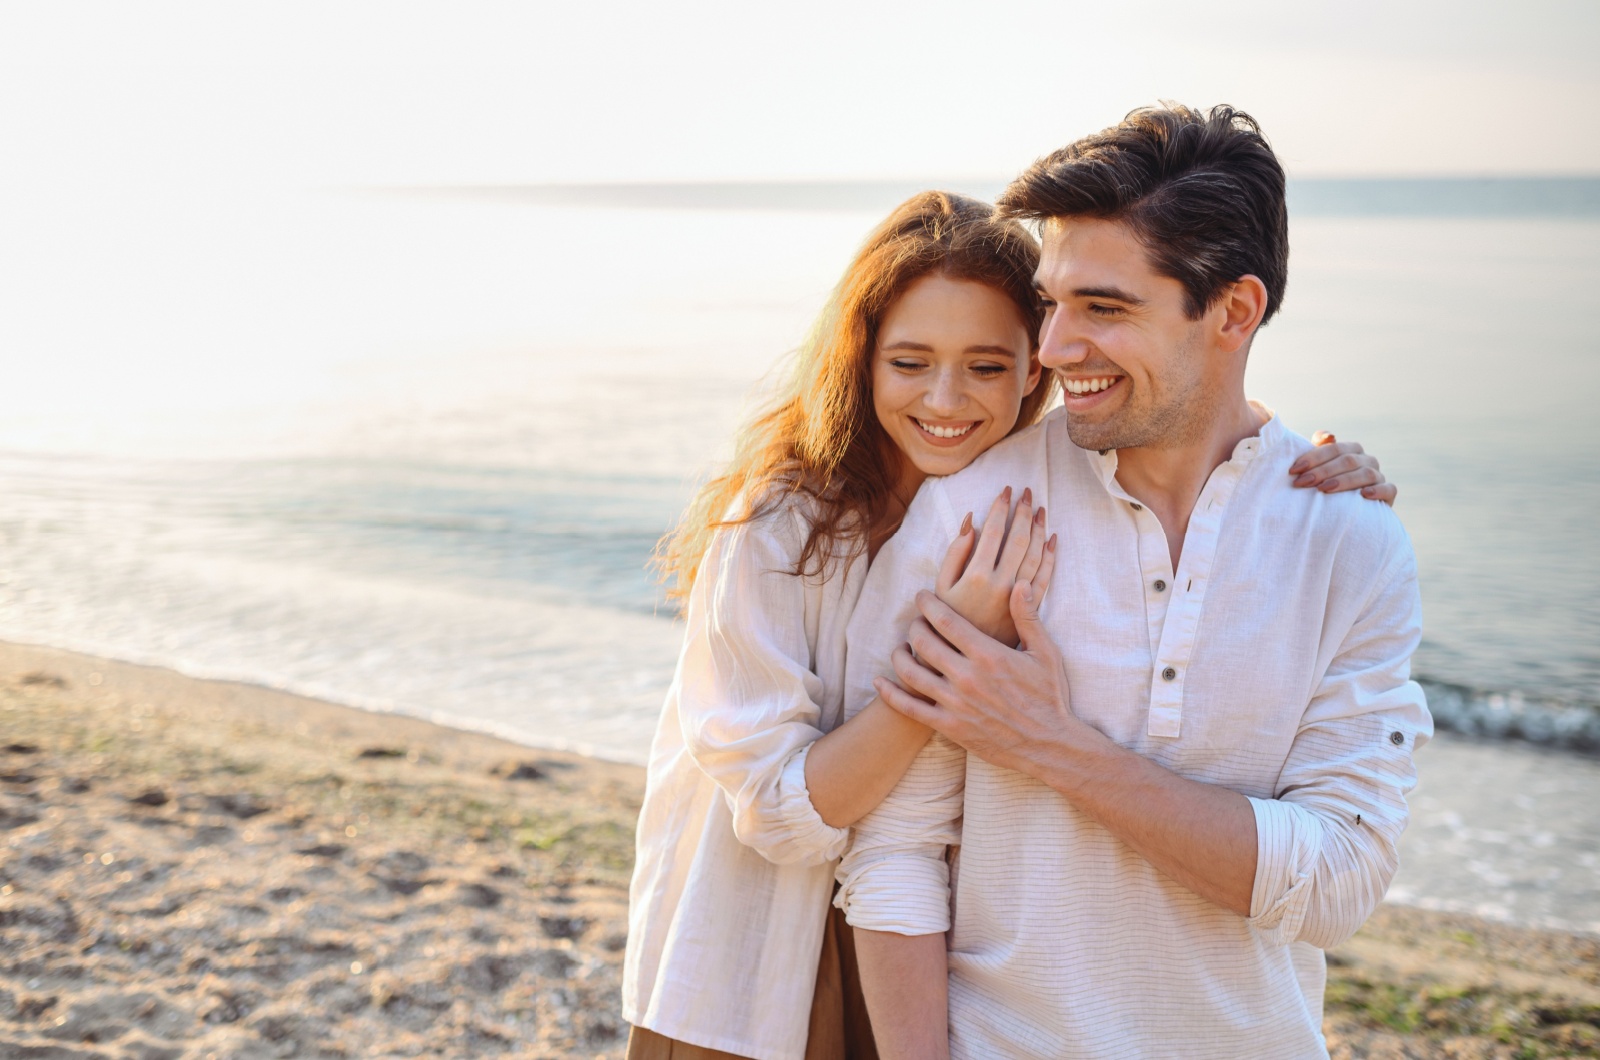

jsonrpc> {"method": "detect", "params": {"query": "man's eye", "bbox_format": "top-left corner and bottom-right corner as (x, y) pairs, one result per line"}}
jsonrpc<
(1038, 298), (1057, 310)
(1089, 303), (1121, 317)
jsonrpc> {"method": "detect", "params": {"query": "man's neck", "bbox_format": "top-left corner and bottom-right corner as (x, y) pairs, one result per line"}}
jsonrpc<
(1113, 396), (1267, 571)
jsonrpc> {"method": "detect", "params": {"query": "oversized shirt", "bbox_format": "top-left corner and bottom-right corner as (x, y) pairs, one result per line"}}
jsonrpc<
(624, 499), (859, 1060)
(835, 407), (1432, 1060)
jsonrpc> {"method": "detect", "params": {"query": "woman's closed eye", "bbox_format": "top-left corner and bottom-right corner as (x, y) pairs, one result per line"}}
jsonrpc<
(888, 359), (927, 371)
(970, 363), (1009, 377)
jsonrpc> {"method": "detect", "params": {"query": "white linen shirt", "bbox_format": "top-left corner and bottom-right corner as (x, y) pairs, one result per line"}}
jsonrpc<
(624, 498), (862, 1060)
(835, 407), (1432, 1060)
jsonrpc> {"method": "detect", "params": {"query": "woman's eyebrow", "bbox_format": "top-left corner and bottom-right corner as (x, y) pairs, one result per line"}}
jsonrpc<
(965, 345), (1017, 358)
(880, 340), (935, 352)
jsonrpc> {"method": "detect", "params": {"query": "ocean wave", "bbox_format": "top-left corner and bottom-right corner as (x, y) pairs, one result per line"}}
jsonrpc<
(1419, 678), (1600, 754)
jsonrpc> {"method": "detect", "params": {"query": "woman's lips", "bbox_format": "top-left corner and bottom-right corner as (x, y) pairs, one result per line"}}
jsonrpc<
(912, 418), (980, 447)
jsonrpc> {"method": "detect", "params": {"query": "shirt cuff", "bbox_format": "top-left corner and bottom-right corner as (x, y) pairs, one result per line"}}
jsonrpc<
(834, 854), (951, 936)
(772, 744), (851, 864)
(1246, 795), (1324, 947)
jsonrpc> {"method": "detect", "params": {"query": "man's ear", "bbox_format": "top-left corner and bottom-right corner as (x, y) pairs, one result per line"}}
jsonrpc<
(1217, 275), (1269, 355)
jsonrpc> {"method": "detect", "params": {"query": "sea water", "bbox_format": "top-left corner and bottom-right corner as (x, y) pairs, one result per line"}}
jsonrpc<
(0, 181), (1596, 930)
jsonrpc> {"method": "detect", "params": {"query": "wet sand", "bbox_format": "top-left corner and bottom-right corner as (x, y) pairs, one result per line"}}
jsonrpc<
(2, 641), (1597, 1059)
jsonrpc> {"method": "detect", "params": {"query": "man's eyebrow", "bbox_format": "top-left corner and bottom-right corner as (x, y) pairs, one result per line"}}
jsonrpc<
(1073, 285), (1146, 305)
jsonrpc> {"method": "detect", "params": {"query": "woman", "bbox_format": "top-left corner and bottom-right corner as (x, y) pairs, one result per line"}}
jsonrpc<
(623, 192), (1390, 1060)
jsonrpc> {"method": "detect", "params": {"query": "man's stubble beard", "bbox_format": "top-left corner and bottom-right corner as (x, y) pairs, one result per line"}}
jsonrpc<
(1061, 330), (1215, 454)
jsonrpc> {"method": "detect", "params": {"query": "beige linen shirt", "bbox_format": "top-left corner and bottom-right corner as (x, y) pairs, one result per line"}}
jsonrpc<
(836, 407), (1432, 1059)
(624, 499), (862, 1060)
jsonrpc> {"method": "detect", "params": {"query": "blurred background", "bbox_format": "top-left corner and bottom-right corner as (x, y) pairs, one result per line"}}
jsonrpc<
(1, 1), (1596, 931)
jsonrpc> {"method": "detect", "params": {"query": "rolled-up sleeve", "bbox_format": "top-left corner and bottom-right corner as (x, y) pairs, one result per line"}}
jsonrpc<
(677, 509), (850, 867)
(833, 483), (966, 935)
(1247, 542), (1433, 950)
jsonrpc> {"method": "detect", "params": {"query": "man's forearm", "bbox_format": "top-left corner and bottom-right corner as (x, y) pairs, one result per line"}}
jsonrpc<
(1024, 732), (1258, 916)
(853, 928), (949, 1060)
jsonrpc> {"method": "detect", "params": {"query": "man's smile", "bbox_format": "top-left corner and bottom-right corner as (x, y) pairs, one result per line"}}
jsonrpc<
(1060, 375), (1125, 409)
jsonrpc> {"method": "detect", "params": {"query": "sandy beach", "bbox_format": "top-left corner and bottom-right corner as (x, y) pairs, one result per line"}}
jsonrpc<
(2, 641), (1597, 1059)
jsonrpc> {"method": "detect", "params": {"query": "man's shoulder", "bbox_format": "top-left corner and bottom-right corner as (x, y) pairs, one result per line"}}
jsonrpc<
(1262, 423), (1414, 576)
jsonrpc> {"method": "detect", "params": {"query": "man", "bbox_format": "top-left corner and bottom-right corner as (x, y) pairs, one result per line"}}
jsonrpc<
(833, 104), (1431, 1059)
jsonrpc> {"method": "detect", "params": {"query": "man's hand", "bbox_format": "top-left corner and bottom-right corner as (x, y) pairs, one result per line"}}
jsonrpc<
(876, 582), (1091, 782)
(875, 582), (1260, 915)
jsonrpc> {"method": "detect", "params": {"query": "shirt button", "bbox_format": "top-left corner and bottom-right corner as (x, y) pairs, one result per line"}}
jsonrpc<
(1161, 666), (1177, 682)
(1154, 579), (1167, 592)
(1130, 503), (1143, 511)
(1390, 730), (1405, 746)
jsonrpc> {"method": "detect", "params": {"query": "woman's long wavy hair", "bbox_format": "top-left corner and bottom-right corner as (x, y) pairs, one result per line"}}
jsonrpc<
(657, 191), (1053, 605)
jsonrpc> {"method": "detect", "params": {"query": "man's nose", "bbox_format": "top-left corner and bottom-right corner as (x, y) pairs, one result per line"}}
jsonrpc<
(1038, 309), (1091, 370)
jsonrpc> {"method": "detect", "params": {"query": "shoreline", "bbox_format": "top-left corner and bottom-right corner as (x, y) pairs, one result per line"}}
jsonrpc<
(3, 641), (1598, 1058)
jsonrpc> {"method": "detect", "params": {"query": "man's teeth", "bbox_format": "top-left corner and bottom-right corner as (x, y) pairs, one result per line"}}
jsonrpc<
(916, 420), (975, 439)
(1064, 377), (1118, 395)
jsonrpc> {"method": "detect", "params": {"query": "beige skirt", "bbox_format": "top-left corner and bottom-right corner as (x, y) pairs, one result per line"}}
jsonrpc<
(628, 903), (878, 1060)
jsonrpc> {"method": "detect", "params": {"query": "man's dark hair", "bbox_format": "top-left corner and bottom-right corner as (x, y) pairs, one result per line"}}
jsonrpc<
(996, 103), (1289, 325)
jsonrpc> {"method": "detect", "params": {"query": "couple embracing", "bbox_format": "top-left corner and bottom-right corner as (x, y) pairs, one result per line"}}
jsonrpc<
(623, 104), (1430, 1059)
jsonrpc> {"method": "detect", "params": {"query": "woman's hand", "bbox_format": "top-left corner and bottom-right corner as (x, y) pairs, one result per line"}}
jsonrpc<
(934, 486), (1057, 648)
(1290, 431), (1397, 505)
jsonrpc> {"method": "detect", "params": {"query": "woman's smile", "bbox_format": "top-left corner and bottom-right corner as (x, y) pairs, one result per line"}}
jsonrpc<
(913, 418), (982, 444)
(872, 273), (1041, 492)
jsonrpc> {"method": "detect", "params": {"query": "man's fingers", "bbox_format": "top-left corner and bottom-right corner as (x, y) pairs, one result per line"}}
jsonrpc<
(905, 618), (963, 677)
(971, 487), (1012, 571)
(873, 676), (941, 727)
(885, 650), (948, 707)
(935, 512), (976, 594)
(914, 589), (991, 657)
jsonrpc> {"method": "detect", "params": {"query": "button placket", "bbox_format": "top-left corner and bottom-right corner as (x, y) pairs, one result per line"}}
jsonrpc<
(1145, 456), (1250, 739)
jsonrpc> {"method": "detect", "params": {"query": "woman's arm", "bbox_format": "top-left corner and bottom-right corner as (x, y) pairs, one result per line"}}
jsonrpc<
(806, 487), (1056, 828)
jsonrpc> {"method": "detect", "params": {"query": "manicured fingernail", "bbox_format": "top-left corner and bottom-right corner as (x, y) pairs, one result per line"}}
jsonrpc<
(1362, 487), (1376, 497)
(1047, 534), (1058, 551)
(1034, 505), (1046, 525)
(1002, 486), (1013, 500)
(960, 511), (973, 535)
(1020, 487), (1032, 506)
(1319, 478), (1339, 491)
(1289, 461), (1305, 474)
(1294, 472), (1315, 487)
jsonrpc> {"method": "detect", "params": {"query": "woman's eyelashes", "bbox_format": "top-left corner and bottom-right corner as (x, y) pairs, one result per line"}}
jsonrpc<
(884, 358), (1010, 378)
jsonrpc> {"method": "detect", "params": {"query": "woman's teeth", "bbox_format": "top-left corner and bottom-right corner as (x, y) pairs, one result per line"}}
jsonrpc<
(916, 420), (975, 439)
(1064, 377), (1118, 395)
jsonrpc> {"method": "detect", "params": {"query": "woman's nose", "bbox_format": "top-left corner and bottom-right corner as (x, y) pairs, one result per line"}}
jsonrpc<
(923, 370), (966, 414)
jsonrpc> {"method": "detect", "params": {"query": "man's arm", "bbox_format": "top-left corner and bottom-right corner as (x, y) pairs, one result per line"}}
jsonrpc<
(879, 545), (1429, 936)
(876, 582), (1257, 913)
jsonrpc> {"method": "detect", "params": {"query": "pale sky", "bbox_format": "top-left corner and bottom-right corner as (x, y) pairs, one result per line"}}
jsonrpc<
(2, 0), (1598, 190)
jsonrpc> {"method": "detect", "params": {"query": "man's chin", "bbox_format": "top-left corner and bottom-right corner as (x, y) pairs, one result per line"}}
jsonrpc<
(1063, 416), (1129, 453)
